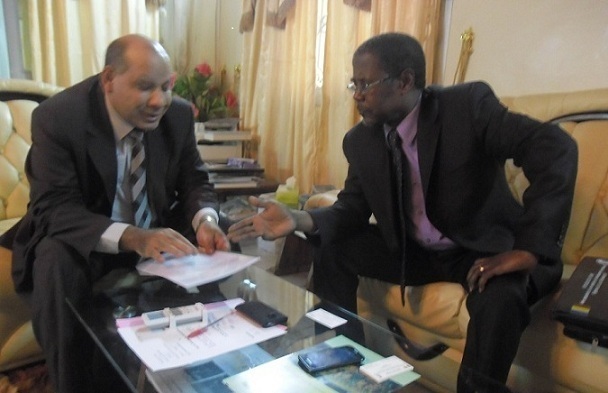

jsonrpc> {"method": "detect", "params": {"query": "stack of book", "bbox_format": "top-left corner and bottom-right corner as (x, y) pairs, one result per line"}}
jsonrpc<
(196, 118), (252, 162)
(205, 158), (265, 189)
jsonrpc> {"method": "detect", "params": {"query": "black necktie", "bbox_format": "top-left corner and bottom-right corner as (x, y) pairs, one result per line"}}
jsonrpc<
(127, 130), (152, 228)
(388, 128), (408, 306)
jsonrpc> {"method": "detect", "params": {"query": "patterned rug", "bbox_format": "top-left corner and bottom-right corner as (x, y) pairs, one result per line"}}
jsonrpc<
(0, 363), (53, 393)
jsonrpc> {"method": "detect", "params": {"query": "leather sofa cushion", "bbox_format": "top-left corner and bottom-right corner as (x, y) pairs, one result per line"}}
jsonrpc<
(0, 99), (37, 224)
(0, 79), (61, 371)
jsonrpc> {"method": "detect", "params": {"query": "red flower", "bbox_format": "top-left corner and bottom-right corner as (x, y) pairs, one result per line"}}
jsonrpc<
(173, 61), (239, 121)
(225, 91), (238, 108)
(195, 62), (213, 78)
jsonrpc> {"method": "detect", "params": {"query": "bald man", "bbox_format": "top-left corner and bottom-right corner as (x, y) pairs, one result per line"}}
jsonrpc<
(0, 34), (229, 392)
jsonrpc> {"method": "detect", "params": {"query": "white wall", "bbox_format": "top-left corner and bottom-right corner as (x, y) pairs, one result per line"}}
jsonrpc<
(442, 0), (608, 96)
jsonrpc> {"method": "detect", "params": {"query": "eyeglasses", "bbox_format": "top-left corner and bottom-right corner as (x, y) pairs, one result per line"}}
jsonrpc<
(347, 76), (393, 94)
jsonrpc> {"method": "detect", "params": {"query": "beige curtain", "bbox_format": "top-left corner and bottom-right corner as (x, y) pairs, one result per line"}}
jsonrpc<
(369, 1), (442, 86)
(241, 0), (320, 191)
(241, 0), (442, 192)
(160, 0), (218, 77)
(27, 0), (159, 87)
(315, 1), (372, 189)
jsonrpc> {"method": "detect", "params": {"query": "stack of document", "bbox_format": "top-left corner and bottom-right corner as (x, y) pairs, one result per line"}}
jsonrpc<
(116, 298), (287, 373)
(136, 251), (259, 289)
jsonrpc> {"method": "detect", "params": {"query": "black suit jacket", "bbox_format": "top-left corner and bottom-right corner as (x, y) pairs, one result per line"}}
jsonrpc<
(2, 75), (218, 291)
(309, 82), (577, 274)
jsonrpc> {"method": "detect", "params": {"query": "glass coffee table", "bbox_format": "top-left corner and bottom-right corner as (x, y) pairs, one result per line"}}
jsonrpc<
(68, 264), (431, 392)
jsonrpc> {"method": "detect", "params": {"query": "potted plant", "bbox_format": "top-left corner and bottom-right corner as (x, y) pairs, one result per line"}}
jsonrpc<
(172, 62), (239, 123)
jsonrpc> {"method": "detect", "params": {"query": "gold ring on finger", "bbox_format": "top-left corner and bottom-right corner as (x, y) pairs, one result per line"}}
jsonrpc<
(479, 266), (485, 273)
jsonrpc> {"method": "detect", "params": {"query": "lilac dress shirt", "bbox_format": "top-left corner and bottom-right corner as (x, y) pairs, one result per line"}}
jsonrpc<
(385, 99), (455, 251)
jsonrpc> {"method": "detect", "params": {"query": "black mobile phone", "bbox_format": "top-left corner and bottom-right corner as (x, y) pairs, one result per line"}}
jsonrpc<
(298, 345), (365, 374)
(235, 300), (288, 327)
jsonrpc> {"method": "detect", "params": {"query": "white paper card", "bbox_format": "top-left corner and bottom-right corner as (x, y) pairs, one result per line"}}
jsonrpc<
(305, 308), (347, 328)
(359, 355), (414, 383)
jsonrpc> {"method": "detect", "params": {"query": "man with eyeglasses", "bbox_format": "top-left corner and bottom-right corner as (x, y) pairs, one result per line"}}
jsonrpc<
(228, 33), (577, 392)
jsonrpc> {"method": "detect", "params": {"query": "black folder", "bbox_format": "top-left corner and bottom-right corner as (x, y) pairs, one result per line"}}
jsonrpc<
(552, 256), (608, 347)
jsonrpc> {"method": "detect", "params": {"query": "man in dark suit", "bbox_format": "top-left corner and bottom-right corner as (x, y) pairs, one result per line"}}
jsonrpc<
(228, 33), (577, 392)
(0, 34), (229, 393)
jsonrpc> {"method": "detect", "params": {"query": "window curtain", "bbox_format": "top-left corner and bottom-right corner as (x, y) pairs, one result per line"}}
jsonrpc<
(240, 0), (320, 190)
(0, 2), (10, 78)
(159, 0), (218, 78)
(27, 0), (160, 87)
(240, 0), (442, 192)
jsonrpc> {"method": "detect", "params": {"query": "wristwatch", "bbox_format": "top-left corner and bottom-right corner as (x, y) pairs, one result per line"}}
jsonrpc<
(197, 214), (218, 231)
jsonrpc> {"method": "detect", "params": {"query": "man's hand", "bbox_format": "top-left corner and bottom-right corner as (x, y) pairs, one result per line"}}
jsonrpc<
(119, 226), (199, 262)
(196, 219), (230, 254)
(227, 196), (304, 242)
(466, 250), (539, 293)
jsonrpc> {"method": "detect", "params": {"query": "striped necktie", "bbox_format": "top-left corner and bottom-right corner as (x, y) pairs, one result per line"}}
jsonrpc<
(128, 129), (152, 228)
(388, 128), (408, 305)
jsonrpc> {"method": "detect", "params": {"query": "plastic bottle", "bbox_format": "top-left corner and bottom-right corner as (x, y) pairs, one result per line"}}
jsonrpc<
(276, 176), (299, 209)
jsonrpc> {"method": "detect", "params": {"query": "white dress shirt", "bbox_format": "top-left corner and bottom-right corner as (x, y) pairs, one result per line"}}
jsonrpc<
(95, 96), (217, 253)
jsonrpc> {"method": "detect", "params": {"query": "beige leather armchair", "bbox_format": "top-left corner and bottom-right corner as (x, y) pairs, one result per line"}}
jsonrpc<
(305, 88), (608, 393)
(0, 79), (63, 371)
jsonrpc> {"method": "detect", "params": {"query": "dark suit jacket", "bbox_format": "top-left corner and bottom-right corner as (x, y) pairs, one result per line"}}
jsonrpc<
(309, 82), (577, 278)
(2, 75), (218, 291)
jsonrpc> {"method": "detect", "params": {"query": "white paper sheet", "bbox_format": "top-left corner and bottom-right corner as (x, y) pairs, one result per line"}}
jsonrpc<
(117, 298), (287, 372)
(136, 251), (260, 289)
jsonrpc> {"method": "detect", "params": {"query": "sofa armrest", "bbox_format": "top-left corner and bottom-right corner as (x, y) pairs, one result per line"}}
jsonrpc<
(303, 190), (340, 209)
